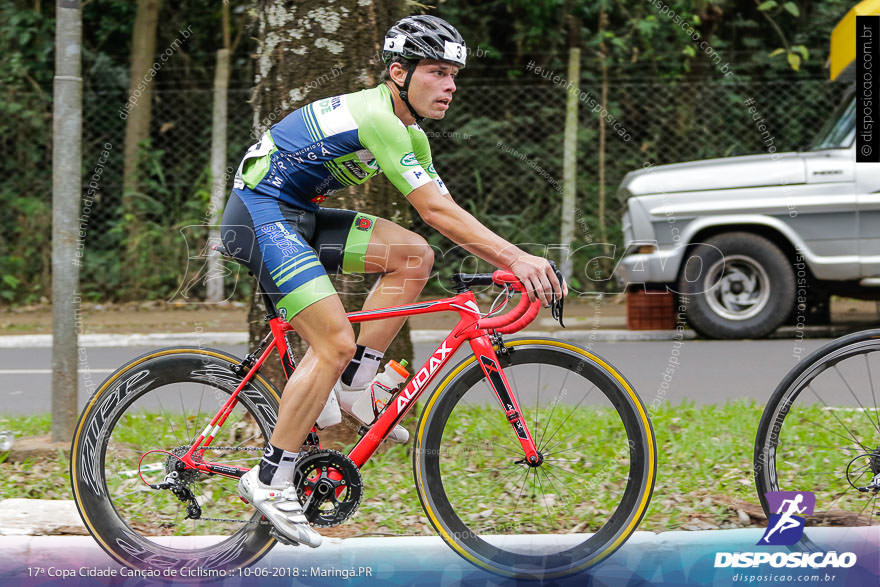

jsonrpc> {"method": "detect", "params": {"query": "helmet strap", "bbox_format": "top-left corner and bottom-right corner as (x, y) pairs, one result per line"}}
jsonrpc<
(393, 63), (424, 123)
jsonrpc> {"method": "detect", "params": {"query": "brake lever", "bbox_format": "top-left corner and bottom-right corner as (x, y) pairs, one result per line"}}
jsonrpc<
(549, 262), (565, 328)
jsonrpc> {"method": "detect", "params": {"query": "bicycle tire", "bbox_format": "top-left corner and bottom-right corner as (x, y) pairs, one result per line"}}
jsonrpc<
(413, 338), (656, 579)
(70, 347), (281, 572)
(754, 329), (880, 529)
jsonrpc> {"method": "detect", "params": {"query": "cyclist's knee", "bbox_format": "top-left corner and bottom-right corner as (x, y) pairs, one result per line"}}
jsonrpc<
(393, 234), (433, 279)
(314, 330), (357, 373)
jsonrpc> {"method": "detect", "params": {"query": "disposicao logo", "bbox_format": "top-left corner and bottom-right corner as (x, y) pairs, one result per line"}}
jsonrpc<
(759, 491), (815, 546)
(713, 491), (858, 569)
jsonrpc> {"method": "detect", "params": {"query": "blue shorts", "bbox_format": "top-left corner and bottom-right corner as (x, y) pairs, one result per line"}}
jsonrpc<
(221, 189), (377, 320)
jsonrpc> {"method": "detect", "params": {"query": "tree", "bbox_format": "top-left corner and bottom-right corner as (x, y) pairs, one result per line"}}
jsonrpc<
(247, 0), (410, 444)
(121, 0), (162, 286)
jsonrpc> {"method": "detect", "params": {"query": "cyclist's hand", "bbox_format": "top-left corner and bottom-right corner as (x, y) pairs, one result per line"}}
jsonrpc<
(508, 254), (568, 306)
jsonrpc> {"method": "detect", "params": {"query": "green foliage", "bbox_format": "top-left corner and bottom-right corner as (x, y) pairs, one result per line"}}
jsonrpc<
(0, 0), (863, 304)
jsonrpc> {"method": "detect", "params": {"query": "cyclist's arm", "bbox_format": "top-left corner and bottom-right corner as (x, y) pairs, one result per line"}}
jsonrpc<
(407, 183), (566, 305)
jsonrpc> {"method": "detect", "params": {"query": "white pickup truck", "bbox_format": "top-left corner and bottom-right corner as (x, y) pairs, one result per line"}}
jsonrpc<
(614, 87), (880, 338)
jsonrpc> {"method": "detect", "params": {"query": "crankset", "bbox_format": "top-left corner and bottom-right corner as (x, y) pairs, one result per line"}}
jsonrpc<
(293, 449), (362, 527)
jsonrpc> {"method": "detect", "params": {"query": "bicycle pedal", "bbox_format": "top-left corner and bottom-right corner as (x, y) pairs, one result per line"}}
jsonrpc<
(269, 527), (299, 547)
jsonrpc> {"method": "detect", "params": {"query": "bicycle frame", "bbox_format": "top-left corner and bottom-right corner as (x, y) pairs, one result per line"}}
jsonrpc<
(178, 284), (544, 477)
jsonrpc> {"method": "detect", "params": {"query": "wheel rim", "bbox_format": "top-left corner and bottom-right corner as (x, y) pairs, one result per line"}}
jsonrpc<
(760, 338), (880, 526)
(416, 342), (653, 578)
(703, 254), (771, 321)
(74, 353), (278, 567)
(102, 378), (266, 544)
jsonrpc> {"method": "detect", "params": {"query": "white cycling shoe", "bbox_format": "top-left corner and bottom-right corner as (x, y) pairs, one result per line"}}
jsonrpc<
(237, 467), (322, 548)
(334, 380), (410, 444)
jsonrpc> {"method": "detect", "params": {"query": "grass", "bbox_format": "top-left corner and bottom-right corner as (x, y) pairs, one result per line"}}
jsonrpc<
(0, 400), (875, 538)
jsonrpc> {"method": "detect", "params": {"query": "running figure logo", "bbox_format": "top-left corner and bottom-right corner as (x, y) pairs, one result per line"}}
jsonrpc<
(758, 491), (815, 545)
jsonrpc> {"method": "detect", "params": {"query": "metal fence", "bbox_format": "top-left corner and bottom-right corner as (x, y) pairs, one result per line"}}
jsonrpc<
(0, 76), (843, 302)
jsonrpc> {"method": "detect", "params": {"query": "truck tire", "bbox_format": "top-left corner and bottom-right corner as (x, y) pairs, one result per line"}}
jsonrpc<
(678, 232), (795, 339)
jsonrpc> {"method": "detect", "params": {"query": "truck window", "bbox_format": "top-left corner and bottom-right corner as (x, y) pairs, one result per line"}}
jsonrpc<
(808, 92), (855, 150)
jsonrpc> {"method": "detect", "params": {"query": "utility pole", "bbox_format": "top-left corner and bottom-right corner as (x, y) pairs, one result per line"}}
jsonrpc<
(52, 0), (83, 442)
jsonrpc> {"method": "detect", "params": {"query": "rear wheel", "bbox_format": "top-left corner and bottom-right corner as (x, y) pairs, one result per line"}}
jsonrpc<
(413, 338), (656, 579)
(70, 347), (280, 571)
(755, 330), (880, 530)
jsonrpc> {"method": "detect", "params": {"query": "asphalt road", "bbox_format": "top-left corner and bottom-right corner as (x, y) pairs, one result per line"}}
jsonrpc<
(0, 337), (836, 416)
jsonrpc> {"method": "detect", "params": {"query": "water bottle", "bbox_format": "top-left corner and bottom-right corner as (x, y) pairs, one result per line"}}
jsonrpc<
(350, 359), (410, 425)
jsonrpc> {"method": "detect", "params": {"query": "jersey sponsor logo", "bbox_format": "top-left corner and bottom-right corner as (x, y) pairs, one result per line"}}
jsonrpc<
(318, 96), (342, 114)
(400, 152), (419, 166)
(341, 159), (369, 180)
(261, 222), (302, 257)
(427, 163), (436, 174)
(290, 142), (331, 165)
(402, 167), (431, 190)
(355, 216), (373, 231)
(311, 195), (326, 204)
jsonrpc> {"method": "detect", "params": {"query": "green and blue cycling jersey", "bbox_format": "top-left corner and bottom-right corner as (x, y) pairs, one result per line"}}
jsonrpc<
(223, 83), (447, 320)
(233, 82), (448, 218)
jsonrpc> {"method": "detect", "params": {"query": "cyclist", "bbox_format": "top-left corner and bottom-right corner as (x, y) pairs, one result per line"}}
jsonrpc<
(227, 14), (567, 547)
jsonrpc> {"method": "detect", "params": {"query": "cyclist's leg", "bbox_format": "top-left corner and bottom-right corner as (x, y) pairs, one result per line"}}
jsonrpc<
(312, 209), (433, 353)
(272, 295), (355, 451)
(358, 219), (434, 351)
(222, 191), (356, 451)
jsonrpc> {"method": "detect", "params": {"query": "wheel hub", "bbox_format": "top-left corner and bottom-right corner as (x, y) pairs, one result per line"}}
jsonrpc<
(165, 446), (201, 485)
(705, 255), (771, 321)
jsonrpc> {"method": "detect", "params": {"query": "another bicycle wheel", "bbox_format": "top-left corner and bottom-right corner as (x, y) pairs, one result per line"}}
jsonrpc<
(71, 347), (281, 571)
(414, 338), (656, 579)
(755, 329), (880, 527)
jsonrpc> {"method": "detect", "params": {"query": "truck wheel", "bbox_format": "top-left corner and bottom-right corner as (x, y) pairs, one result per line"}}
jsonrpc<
(678, 233), (795, 339)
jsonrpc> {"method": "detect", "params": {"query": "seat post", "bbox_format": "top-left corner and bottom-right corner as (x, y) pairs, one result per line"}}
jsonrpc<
(259, 286), (280, 321)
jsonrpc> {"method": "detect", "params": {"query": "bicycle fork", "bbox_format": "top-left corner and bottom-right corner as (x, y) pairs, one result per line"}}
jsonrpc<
(471, 334), (542, 465)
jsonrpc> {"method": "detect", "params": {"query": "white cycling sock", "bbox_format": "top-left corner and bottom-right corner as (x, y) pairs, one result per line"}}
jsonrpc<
(340, 344), (383, 389)
(259, 443), (300, 487)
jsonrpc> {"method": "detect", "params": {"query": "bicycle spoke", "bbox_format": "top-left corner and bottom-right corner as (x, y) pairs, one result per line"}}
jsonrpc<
(790, 396), (871, 452)
(537, 367), (572, 450)
(538, 465), (578, 508)
(155, 393), (183, 445)
(543, 439), (613, 459)
(539, 386), (599, 455)
(509, 466), (531, 518)
(775, 443), (863, 452)
(864, 353), (880, 435)
(832, 365), (880, 436)
(178, 388), (193, 443)
(533, 466), (551, 520)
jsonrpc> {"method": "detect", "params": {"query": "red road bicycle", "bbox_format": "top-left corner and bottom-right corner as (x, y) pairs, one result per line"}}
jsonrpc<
(70, 255), (656, 579)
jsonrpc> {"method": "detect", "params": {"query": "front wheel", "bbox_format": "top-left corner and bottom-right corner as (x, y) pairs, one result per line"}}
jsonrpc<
(413, 338), (656, 579)
(70, 347), (281, 571)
